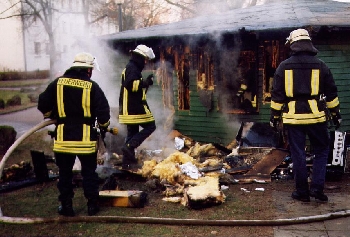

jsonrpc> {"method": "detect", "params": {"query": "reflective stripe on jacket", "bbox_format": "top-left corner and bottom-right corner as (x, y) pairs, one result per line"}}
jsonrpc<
(271, 52), (339, 125)
(38, 68), (110, 154)
(118, 62), (155, 124)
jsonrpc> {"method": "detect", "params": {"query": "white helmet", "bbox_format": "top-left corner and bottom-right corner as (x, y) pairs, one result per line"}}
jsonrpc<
(132, 45), (155, 60)
(72, 52), (98, 69)
(285, 29), (311, 45)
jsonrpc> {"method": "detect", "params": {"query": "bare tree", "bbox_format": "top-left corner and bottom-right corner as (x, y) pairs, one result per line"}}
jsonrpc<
(163, 0), (266, 20)
(21, 0), (57, 77)
(100, 0), (175, 31)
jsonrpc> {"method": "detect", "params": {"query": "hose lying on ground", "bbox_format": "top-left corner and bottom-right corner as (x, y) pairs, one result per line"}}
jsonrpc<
(1, 210), (350, 226)
(0, 119), (56, 180)
(1, 120), (350, 226)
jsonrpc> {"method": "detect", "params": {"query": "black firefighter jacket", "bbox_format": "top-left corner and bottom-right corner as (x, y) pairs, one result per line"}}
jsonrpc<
(118, 59), (155, 124)
(271, 41), (340, 125)
(38, 68), (110, 154)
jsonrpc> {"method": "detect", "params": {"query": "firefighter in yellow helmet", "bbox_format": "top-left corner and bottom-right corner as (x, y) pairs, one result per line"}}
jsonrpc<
(38, 52), (110, 216)
(270, 29), (341, 202)
(118, 45), (156, 171)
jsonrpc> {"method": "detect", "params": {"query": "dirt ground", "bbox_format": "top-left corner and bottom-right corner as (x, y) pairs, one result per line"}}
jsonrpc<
(1, 108), (350, 236)
(1, 158), (350, 237)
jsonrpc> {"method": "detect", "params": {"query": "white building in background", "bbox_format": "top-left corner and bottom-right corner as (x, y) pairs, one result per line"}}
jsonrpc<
(0, 0), (118, 73)
(0, 1), (26, 71)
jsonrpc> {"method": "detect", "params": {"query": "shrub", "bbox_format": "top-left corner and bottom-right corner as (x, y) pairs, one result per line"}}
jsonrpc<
(0, 99), (4, 109)
(28, 93), (39, 103)
(6, 95), (21, 106)
(0, 125), (17, 155)
(0, 70), (49, 81)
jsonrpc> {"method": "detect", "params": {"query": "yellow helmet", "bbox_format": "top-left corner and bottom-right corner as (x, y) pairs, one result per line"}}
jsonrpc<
(285, 29), (311, 45)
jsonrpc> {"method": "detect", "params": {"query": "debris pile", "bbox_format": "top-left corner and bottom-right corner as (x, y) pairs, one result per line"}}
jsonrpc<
(111, 128), (285, 209)
(1, 161), (33, 182)
(138, 151), (226, 209)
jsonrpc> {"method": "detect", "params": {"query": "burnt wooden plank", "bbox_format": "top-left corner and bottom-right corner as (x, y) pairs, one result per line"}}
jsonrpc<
(245, 149), (290, 176)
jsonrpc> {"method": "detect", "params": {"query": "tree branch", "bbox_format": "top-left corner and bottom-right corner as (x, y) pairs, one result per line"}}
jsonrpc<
(163, 0), (196, 14)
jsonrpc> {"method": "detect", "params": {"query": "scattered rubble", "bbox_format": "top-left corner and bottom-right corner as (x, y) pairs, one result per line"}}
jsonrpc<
(2, 124), (346, 211)
(101, 128), (291, 209)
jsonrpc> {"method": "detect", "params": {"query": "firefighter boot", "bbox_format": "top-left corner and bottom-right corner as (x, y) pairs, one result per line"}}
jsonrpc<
(87, 199), (100, 216)
(122, 144), (136, 161)
(291, 191), (310, 202)
(58, 199), (75, 217)
(310, 189), (328, 202)
(122, 143), (141, 171)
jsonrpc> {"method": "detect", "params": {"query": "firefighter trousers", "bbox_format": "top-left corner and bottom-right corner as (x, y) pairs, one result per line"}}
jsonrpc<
(125, 121), (156, 149)
(55, 152), (99, 202)
(286, 122), (330, 195)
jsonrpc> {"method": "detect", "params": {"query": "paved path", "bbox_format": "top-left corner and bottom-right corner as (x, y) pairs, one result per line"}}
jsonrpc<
(0, 107), (48, 138)
(273, 188), (350, 237)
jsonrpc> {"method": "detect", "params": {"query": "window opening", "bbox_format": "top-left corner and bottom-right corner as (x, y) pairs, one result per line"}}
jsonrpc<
(34, 42), (41, 55)
(178, 47), (190, 110)
(262, 40), (285, 103)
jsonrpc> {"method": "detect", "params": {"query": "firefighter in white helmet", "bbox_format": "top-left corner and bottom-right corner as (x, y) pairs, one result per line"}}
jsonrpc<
(118, 44), (156, 171)
(270, 29), (341, 202)
(38, 52), (110, 216)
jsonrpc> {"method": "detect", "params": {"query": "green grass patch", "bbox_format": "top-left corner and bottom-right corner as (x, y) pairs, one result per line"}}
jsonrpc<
(0, 130), (276, 237)
(0, 79), (49, 88)
(0, 90), (31, 104)
(0, 79), (47, 114)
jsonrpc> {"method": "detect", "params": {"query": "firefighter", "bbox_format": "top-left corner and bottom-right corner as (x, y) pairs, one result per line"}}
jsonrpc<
(270, 29), (341, 202)
(119, 44), (156, 171)
(37, 52), (110, 216)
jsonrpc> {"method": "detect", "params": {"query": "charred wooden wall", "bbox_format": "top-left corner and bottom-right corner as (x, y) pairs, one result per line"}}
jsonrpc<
(109, 29), (350, 146)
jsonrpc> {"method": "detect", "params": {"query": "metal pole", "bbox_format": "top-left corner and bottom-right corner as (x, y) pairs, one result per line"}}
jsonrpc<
(117, 3), (122, 32)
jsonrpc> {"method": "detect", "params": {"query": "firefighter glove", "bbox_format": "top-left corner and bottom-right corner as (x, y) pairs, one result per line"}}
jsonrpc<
(331, 111), (342, 129)
(270, 114), (281, 129)
(108, 127), (118, 135)
(99, 127), (107, 140)
(146, 74), (154, 86)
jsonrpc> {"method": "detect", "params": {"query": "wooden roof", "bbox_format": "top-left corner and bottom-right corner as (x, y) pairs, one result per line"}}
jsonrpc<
(100, 0), (350, 42)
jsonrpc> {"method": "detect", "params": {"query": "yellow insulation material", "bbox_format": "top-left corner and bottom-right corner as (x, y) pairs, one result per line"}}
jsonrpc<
(187, 143), (217, 158)
(199, 158), (221, 168)
(150, 151), (197, 184)
(141, 159), (158, 177)
(185, 176), (225, 203)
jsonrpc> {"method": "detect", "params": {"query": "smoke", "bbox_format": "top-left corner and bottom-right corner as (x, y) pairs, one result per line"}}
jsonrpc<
(51, 0), (277, 154)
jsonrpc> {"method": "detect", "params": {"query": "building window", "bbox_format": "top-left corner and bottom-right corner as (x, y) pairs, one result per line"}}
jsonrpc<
(34, 42), (41, 55)
(236, 51), (258, 111)
(45, 43), (50, 55)
(178, 55), (190, 110)
(217, 49), (258, 114)
(176, 46), (191, 111)
(260, 40), (286, 103)
(197, 50), (214, 91)
(62, 22), (66, 33)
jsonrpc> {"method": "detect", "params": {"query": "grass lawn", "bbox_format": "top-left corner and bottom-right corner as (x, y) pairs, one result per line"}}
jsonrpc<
(0, 79), (49, 88)
(0, 79), (49, 115)
(0, 129), (276, 237)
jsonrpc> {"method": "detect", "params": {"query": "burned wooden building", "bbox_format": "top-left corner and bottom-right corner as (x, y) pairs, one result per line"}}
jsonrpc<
(101, 0), (350, 146)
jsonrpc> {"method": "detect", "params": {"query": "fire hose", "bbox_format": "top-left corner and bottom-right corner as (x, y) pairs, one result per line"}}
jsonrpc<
(1, 120), (350, 226)
(0, 119), (57, 180)
(0, 210), (350, 226)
